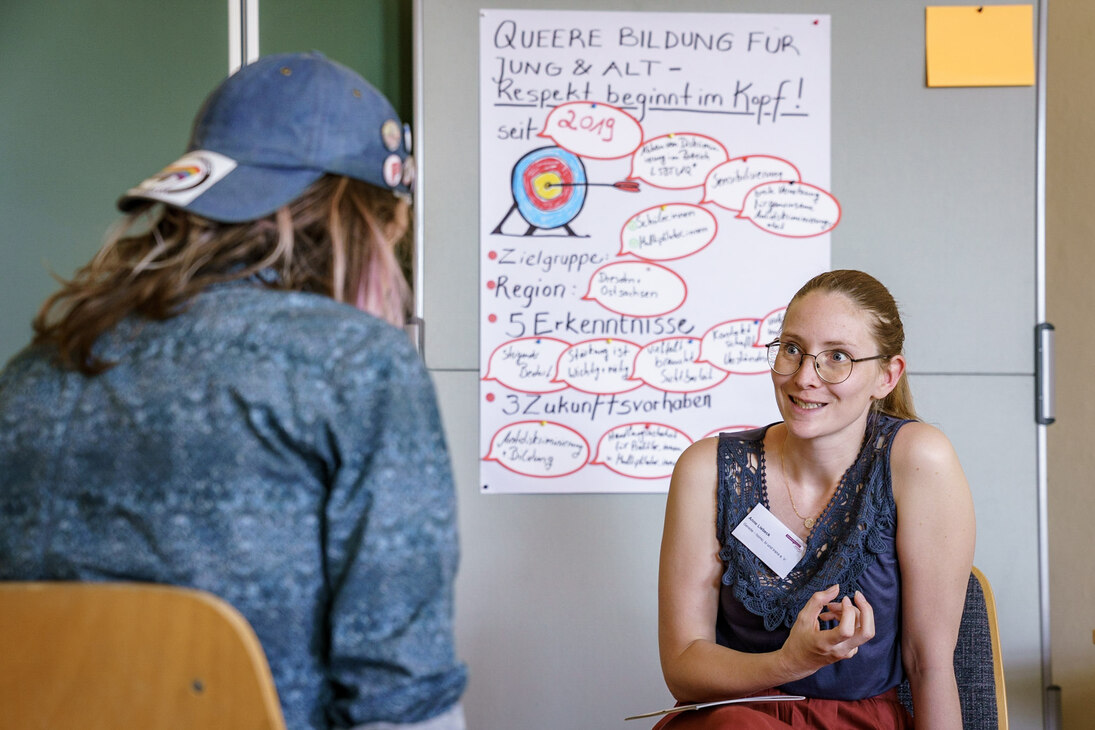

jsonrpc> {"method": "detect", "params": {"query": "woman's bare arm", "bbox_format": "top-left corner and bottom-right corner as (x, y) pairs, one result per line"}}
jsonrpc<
(892, 422), (976, 730)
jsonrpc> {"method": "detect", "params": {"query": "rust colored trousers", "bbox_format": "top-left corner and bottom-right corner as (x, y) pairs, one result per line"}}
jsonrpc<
(651, 688), (913, 729)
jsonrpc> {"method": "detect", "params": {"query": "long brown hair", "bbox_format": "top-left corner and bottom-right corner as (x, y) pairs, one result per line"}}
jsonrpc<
(33, 175), (411, 375)
(788, 269), (918, 420)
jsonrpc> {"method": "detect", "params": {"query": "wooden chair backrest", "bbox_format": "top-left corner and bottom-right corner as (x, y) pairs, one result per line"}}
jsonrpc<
(0, 581), (286, 730)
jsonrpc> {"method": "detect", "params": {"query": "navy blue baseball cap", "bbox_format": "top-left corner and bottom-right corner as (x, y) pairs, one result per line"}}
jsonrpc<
(119, 51), (413, 223)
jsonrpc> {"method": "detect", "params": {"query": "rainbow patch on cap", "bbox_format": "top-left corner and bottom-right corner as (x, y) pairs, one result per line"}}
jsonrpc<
(144, 164), (207, 193)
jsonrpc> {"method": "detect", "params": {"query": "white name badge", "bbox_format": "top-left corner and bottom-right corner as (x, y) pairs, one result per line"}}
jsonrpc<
(731, 504), (807, 579)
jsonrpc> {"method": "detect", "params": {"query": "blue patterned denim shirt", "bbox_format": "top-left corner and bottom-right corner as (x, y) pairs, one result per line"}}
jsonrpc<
(0, 282), (467, 729)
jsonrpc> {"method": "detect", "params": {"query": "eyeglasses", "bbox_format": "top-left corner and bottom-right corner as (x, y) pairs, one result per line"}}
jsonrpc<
(765, 340), (890, 384)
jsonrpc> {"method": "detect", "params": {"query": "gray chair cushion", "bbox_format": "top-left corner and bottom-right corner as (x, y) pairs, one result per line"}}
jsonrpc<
(898, 572), (999, 729)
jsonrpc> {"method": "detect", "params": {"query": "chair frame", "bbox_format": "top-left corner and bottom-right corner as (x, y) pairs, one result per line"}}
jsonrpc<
(973, 565), (1008, 730)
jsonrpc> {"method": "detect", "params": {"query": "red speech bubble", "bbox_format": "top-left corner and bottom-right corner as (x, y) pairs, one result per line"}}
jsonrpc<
(701, 425), (760, 440)
(482, 336), (570, 393)
(590, 422), (692, 479)
(697, 318), (770, 374)
(582, 261), (687, 317)
(552, 338), (643, 395)
(539, 101), (643, 160)
(736, 181), (841, 237)
(701, 155), (801, 212)
(483, 420), (591, 478)
(618, 204), (718, 261)
(628, 133), (729, 190)
(631, 337), (730, 393)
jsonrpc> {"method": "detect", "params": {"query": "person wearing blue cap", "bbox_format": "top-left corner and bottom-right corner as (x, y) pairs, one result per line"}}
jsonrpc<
(0, 52), (466, 729)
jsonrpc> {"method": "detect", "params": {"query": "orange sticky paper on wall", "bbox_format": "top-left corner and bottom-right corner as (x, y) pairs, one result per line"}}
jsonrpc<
(925, 5), (1035, 87)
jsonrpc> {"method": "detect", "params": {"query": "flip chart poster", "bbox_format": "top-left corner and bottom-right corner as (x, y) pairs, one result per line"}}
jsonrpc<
(479, 10), (834, 494)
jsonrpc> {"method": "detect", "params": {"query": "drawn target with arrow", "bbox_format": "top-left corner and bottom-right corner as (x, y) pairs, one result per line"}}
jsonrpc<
(491, 146), (639, 236)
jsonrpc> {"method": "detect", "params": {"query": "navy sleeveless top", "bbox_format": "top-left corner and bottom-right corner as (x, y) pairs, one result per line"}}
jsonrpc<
(714, 413), (911, 700)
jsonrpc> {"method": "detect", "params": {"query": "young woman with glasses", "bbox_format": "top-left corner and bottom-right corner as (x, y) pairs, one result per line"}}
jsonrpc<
(656, 269), (975, 729)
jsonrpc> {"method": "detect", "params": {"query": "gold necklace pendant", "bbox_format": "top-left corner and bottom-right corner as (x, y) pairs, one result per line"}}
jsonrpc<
(780, 442), (829, 533)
